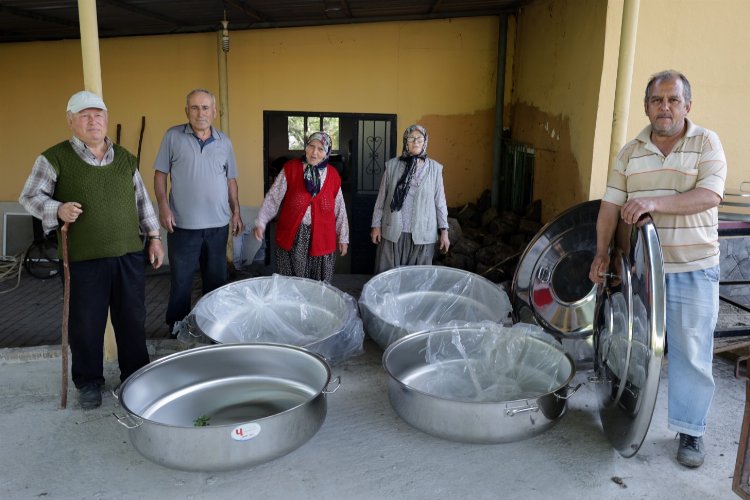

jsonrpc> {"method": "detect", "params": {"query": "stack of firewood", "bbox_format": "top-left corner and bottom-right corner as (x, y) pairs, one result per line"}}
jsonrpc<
(436, 190), (544, 286)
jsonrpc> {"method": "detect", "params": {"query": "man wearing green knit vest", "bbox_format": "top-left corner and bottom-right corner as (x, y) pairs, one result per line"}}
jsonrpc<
(19, 90), (164, 409)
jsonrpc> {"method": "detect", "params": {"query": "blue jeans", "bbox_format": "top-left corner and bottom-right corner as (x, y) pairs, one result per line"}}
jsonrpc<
(166, 225), (229, 326)
(666, 265), (719, 436)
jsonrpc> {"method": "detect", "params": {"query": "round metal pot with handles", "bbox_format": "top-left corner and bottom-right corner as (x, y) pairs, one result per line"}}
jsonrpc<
(181, 275), (365, 365)
(383, 323), (579, 444)
(359, 266), (513, 349)
(114, 343), (339, 472)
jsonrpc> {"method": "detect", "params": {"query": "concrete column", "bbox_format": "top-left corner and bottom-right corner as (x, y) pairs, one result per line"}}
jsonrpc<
(608, 0), (640, 168)
(77, 0), (117, 361)
(77, 0), (102, 95)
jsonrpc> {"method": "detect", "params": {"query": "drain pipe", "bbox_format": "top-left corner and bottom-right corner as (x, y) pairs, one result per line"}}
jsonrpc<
(77, 0), (118, 362)
(217, 17), (235, 264)
(491, 14), (508, 208)
(218, 17), (230, 134)
(608, 0), (640, 168)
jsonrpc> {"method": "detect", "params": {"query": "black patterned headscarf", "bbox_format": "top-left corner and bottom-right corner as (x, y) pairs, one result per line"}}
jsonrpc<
(303, 131), (332, 196)
(390, 124), (428, 212)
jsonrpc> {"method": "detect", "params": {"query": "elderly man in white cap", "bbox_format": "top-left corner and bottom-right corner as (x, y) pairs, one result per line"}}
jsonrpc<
(19, 90), (164, 409)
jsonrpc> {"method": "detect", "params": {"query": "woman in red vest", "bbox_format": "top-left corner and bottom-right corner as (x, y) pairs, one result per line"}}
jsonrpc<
(253, 132), (349, 283)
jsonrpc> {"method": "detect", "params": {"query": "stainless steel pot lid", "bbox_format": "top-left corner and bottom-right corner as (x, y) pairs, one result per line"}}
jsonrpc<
(512, 200), (600, 338)
(593, 216), (665, 458)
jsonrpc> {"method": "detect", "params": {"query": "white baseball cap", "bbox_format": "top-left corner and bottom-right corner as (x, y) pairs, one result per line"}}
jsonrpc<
(66, 91), (107, 114)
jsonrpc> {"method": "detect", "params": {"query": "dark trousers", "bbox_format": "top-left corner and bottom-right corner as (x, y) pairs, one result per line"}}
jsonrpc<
(165, 225), (228, 326)
(68, 252), (149, 388)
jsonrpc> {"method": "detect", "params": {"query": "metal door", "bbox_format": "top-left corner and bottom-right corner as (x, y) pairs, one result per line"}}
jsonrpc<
(350, 117), (396, 274)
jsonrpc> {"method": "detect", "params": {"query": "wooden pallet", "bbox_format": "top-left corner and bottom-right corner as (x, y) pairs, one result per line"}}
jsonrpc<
(716, 336), (750, 378)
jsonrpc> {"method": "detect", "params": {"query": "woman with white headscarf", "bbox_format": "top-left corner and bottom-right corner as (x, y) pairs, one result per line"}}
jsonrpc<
(254, 131), (349, 283)
(370, 124), (450, 274)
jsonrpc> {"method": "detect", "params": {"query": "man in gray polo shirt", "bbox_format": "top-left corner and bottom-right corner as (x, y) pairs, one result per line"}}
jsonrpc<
(154, 88), (243, 335)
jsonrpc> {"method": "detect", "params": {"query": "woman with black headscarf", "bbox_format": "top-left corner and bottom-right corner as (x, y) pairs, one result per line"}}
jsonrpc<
(370, 124), (450, 274)
(253, 131), (349, 283)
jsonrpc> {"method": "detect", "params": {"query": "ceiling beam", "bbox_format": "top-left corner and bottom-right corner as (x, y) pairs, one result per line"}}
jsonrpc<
(429, 0), (444, 14)
(225, 0), (266, 22)
(0, 4), (78, 27)
(99, 0), (184, 27)
(339, 0), (352, 18)
(240, 8), (518, 30)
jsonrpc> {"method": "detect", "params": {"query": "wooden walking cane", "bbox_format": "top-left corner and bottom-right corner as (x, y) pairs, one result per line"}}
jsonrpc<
(60, 222), (70, 409)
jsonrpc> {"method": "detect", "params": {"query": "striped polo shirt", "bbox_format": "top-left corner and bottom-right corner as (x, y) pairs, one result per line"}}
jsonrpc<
(602, 118), (727, 273)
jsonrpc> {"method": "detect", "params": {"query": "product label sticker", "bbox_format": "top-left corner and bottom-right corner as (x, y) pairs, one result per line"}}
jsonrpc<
(231, 422), (261, 441)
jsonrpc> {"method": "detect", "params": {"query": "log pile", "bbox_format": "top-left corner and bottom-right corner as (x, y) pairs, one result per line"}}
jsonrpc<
(436, 190), (544, 286)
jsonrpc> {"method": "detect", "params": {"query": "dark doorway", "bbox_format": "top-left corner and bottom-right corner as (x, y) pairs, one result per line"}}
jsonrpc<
(263, 111), (397, 274)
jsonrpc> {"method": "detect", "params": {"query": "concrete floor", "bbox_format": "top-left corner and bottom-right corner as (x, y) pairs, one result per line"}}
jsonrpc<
(0, 336), (745, 500)
(1, 266), (749, 499)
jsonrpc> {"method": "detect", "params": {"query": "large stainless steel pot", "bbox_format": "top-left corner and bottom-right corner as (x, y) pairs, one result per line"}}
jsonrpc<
(115, 343), (338, 472)
(359, 266), (512, 349)
(383, 323), (577, 444)
(184, 275), (364, 365)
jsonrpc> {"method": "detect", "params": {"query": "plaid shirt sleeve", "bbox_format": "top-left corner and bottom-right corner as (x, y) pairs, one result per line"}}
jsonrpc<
(133, 169), (159, 234)
(18, 155), (62, 234)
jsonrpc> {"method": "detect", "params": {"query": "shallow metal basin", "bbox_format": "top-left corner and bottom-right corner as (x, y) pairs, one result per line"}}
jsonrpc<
(359, 266), (512, 349)
(186, 275), (364, 364)
(383, 323), (576, 444)
(116, 343), (336, 472)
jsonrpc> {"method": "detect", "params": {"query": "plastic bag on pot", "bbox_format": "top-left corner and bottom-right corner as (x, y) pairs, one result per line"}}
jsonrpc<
(183, 274), (364, 365)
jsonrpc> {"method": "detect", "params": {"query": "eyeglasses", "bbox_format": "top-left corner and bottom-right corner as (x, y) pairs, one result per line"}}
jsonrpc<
(406, 137), (425, 144)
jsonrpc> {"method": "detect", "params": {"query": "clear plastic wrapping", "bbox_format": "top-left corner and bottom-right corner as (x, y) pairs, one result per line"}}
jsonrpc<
(359, 265), (513, 348)
(180, 274), (364, 365)
(400, 322), (573, 403)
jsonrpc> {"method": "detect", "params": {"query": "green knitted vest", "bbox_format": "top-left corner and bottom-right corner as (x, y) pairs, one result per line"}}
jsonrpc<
(44, 141), (144, 262)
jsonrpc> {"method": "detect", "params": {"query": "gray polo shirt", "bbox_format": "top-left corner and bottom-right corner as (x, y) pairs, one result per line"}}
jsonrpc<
(154, 124), (238, 229)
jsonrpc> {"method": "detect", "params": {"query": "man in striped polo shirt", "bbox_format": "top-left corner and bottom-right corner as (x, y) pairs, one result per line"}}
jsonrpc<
(589, 70), (727, 468)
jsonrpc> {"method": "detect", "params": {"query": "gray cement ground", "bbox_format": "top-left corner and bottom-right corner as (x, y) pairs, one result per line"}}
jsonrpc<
(0, 337), (745, 500)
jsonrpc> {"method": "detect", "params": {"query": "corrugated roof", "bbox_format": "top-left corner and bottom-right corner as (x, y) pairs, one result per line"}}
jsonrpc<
(0, 0), (529, 43)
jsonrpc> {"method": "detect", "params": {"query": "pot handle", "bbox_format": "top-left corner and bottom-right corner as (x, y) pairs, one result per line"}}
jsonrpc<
(185, 317), (203, 339)
(323, 376), (341, 394)
(505, 404), (539, 417)
(113, 412), (143, 429)
(555, 383), (583, 401)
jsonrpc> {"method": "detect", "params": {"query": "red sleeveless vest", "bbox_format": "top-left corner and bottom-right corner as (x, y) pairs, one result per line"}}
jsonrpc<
(275, 159), (340, 256)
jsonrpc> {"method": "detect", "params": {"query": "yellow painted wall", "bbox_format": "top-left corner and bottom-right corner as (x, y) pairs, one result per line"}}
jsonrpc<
(624, 0), (749, 193)
(513, 0), (750, 220)
(5, 2), (749, 224)
(228, 18), (500, 204)
(0, 17), (502, 207)
(510, 0), (610, 220)
(0, 32), (219, 200)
